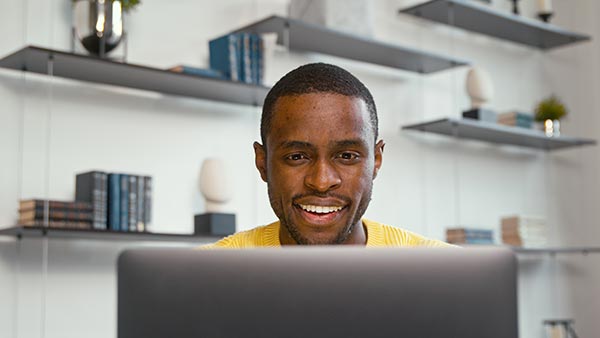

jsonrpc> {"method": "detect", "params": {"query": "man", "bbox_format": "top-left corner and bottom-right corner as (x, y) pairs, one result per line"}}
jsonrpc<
(208, 63), (449, 247)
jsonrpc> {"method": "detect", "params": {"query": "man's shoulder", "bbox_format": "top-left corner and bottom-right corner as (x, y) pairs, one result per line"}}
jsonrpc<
(363, 219), (453, 247)
(201, 221), (281, 249)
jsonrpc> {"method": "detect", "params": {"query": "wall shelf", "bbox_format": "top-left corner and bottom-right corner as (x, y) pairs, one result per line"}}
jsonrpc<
(399, 0), (591, 50)
(513, 246), (600, 255)
(232, 15), (468, 74)
(0, 226), (219, 243)
(402, 118), (596, 151)
(0, 46), (269, 106)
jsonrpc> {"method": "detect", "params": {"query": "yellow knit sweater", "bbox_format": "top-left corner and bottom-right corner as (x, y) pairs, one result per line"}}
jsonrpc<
(204, 219), (451, 248)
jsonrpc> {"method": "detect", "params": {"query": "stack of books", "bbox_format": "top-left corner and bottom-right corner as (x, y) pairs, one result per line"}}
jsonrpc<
(446, 228), (494, 245)
(75, 171), (152, 232)
(209, 32), (264, 85)
(18, 199), (93, 229)
(497, 112), (534, 128)
(501, 215), (547, 247)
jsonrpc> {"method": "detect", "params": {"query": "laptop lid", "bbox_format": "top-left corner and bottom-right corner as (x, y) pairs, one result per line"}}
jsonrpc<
(118, 247), (518, 338)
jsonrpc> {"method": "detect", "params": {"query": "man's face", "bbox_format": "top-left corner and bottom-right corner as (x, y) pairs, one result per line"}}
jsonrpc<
(254, 92), (384, 245)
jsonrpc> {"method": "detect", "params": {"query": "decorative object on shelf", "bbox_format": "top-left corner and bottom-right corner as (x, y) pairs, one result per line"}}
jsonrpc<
(509, 0), (520, 15)
(195, 158), (235, 236)
(289, 0), (374, 37)
(543, 319), (580, 338)
(463, 66), (497, 123)
(501, 215), (547, 247)
(71, 0), (139, 59)
(535, 95), (568, 137)
(446, 228), (494, 245)
(537, 0), (554, 23)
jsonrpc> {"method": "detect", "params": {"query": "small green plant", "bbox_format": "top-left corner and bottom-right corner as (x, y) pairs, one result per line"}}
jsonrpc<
(534, 95), (568, 121)
(72, 0), (141, 12)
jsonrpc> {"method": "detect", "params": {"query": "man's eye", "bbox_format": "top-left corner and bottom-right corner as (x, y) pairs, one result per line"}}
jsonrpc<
(337, 152), (360, 161)
(286, 153), (308, 161)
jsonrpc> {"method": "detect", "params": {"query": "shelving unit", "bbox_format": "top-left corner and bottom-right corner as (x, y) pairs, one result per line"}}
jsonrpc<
(0, 225), (219, 243)
(402, 118), (596, 151)
(399, 0), (591, 50)
(0, 46), (269, 106)
(232, 15), (469, 74)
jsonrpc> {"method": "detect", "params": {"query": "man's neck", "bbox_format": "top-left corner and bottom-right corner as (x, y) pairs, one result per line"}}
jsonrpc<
(278, 221), (367, 246)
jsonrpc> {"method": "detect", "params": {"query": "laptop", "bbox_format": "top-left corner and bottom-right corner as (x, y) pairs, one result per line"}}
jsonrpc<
(118, 247), (518, 338)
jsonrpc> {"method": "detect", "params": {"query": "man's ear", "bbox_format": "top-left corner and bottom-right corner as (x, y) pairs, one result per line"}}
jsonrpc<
(373, 140), (385, 179)
(254, 142), (268, 182)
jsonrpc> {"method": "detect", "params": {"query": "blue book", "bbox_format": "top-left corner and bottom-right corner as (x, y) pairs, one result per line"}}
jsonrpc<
(209, 34), (240, 81)
(107, 173), (121, 231)
(120, 174), (129, 232)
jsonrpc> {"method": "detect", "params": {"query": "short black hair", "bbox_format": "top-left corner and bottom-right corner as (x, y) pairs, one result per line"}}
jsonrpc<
(261, 63), (378, 146)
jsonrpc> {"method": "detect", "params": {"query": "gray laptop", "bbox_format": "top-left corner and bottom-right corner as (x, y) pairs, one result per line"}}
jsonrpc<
(118, 247), (518, 338)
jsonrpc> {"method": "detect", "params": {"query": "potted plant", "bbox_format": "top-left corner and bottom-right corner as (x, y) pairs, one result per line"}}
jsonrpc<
(534, 95), (568, 137)
(72, 0), (141, 58)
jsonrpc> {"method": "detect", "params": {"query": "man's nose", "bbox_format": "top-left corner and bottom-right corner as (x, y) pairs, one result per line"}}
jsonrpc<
(304, 159), (342, 192)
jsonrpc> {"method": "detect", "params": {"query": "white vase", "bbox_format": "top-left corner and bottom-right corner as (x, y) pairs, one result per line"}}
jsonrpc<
(466, 66), (494, 109)
(199, 158), (232, 213)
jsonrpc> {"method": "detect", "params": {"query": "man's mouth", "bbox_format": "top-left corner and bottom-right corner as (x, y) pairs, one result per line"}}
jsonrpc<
(298, 204), (344, 214)
(293, 203), (347, 226)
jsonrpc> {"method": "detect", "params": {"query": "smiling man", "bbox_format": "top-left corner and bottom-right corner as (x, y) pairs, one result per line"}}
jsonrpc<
(208, 63), (449, 247)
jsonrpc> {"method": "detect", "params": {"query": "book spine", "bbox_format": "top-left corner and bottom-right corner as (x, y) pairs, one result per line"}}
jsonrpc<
(75, 171), (108, 230)
(143, 176), (152, 232)
(136, 176), (145, 232)
(108, 173), (121, 231)
(20, 199), (92, 211)
(19, 209), (94, 222)
(128, 175), (138, 232)
(242, 33), (252, 84)
(120, 174), (129, 232)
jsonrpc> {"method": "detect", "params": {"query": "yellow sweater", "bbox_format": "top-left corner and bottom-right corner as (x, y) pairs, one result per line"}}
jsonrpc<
(204, 219), (451, 248)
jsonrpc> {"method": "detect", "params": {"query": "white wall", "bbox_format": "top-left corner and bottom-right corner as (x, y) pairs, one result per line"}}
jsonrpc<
(0, 0), (598, 337)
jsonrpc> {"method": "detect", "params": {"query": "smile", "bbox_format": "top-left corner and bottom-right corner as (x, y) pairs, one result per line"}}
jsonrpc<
(297, 204), (345, 214)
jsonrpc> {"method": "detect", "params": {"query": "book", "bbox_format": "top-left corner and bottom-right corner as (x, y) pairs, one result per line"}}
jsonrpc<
(75, 171), (108, 230)
(128, 175), (138, 232)
(19, 219), (93, 229)
(209, 34), (240, 81)
(168, 65), (224, 79)
(143, 176), (152, 232)
(19, 209), (94, 222)
(241, 33), (252, 84)
(136, 176), (145, 232)
(19, 199), (92, 212)
(108, 173), (121, 231)
(120, 174), (129, 232)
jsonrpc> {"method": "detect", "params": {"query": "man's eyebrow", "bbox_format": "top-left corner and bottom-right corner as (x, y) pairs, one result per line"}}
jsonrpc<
(278, 140), (315, 150)
(331, 139), (367, 148)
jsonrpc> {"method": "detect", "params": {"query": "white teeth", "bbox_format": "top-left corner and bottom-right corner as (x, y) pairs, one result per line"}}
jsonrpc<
(299, 204), (343, 214)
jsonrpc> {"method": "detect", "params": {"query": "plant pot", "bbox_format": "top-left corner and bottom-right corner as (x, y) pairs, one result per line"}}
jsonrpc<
(72, 0), (124, 57)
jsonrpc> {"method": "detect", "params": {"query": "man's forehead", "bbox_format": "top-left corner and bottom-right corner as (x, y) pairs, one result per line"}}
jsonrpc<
(266, 93), (375, 148)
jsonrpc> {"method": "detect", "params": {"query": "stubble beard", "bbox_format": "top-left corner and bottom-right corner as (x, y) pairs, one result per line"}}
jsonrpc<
(268, 185), (373, 245)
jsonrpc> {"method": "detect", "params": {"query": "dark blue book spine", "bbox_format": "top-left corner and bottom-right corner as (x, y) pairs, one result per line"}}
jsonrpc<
(209, 34), (239, 81)
(136, 176), (145, 232)
(107, 173), (121, 231)
(75, 171), (108, 230)
(128, 175), (138, 232)
(120, 174), (129, 232)
(143, 176), (152, 232)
